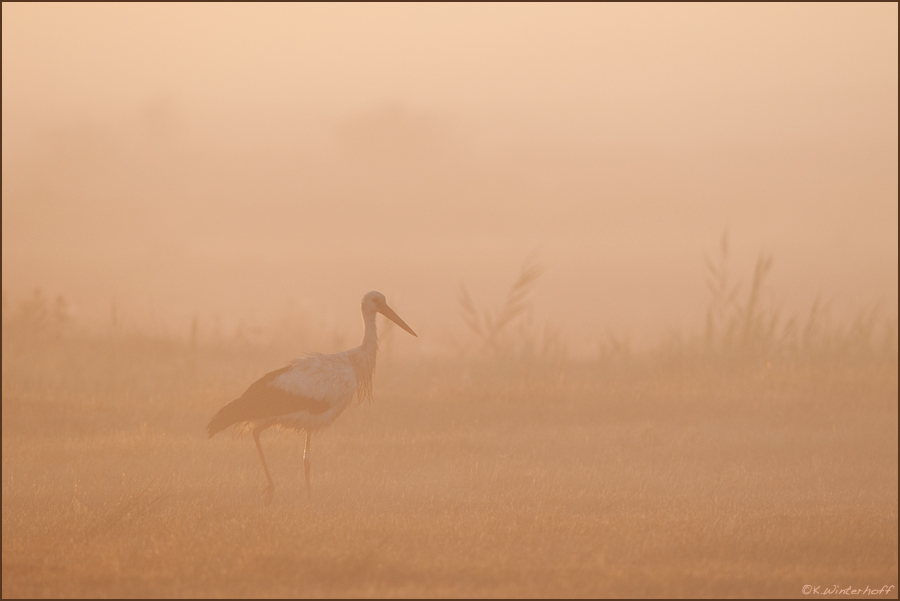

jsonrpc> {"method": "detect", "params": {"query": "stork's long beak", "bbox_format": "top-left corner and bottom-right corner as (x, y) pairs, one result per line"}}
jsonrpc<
(379, 304), (417, 337)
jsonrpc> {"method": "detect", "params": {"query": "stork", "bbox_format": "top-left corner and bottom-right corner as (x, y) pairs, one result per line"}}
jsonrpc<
(207, 291), (416, 503)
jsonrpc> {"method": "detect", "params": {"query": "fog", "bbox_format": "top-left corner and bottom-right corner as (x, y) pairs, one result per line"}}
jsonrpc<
(3, 3), (897, 354)
(3, 6), (898, 597)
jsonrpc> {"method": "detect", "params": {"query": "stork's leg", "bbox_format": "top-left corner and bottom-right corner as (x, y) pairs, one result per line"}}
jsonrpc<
(302, 431), (312, 501)
(252, 426), (275, 504)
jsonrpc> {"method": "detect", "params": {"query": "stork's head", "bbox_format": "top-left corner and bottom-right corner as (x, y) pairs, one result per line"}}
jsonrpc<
(362, 291), (417, 337)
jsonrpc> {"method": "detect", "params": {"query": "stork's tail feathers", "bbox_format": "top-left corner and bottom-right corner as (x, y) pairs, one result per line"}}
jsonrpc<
(206, 399), (243, 438)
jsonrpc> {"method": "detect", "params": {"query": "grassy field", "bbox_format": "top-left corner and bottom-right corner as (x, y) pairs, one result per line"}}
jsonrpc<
(2, 320), (897, 598)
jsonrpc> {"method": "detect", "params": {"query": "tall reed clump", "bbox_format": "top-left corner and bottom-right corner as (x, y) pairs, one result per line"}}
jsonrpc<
(700, 233), (896, 369)
(457, 256), (566, 376)
(703, 233), (778, 362)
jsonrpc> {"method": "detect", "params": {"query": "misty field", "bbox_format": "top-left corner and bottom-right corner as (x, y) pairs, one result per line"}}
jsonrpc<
(2, 310), (897, 599)
(4, 3), (898, 598)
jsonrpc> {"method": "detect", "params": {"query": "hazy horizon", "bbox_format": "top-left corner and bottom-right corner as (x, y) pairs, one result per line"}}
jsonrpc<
(3, 3), (897, 355)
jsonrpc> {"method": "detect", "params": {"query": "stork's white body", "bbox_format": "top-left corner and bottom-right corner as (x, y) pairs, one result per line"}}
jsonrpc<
(207, 291), (416, 503)
(257, 352), (358, 432)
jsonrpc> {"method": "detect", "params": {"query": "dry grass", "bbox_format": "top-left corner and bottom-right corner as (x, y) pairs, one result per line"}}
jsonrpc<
(2, 323), (897, 598)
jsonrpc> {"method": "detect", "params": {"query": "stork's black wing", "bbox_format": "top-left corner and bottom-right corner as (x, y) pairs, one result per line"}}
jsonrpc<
(206, 366), (330, 437)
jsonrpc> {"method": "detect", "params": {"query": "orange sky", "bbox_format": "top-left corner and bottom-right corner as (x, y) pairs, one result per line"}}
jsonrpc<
(3, 3), (897, 354)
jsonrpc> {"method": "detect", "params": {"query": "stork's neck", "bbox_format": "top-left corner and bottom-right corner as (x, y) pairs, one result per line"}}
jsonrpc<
(350, 308), (379, 403)
(360, 308), (378, 354)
